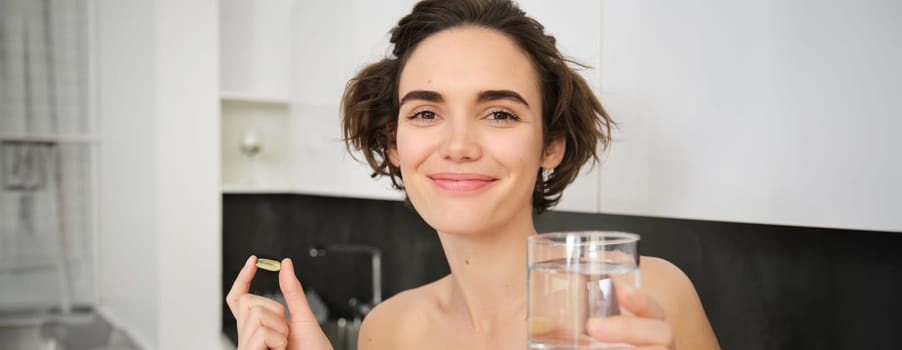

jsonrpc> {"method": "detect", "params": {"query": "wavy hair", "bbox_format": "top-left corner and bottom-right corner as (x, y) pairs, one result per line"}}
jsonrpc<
(341, 0), (614, 213)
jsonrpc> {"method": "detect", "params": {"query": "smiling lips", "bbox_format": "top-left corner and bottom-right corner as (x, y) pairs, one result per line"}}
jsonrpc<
(428, 173), (498, 192)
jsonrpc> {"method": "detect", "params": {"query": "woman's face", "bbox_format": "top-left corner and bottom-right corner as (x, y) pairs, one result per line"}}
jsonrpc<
(390, 27), (564, 235)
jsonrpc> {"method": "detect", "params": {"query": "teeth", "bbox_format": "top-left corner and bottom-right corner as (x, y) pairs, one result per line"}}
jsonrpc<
(256, 258), (281, 272)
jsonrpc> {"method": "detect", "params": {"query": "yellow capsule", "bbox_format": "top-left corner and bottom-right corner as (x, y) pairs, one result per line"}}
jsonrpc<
(256, 258), (281, 272)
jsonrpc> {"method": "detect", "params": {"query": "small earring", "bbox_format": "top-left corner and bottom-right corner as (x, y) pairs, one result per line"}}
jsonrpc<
(542, 168), (553, 182)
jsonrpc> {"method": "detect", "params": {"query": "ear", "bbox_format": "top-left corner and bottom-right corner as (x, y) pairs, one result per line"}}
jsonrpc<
(387, 145), (400, 167)
(541, 138), (565, 170)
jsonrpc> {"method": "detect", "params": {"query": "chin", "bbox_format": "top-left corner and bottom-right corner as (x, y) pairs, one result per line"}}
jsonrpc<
(414, 198), (531, 237)
(409, 197), (492, 235)
(427, 215), (494, 236)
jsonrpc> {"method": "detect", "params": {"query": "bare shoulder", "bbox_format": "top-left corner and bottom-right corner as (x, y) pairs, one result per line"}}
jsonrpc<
(639, 256), (695, 300)
(639, 256), (721, 350)
(357, 277), (447, 350)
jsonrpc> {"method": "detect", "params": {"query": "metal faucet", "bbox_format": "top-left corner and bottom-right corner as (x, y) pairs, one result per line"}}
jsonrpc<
(309, 244), (382, 318)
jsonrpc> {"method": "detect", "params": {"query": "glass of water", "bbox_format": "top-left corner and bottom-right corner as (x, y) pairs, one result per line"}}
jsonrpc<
(527, 231), (640, 349)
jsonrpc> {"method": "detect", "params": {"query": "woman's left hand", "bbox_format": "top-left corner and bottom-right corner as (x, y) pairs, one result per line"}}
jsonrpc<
(585, 282), (675, 350)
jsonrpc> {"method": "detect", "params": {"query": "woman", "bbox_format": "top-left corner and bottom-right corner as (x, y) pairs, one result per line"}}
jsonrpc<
(226, 0), (720, 349)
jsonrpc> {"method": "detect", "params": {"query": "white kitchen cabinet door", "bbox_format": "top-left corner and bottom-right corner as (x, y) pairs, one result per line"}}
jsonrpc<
(219, 0), (295, 192)
(220, 0), (293, 100)
(289, 0), (409, 200)
(597, 0), (902, 232)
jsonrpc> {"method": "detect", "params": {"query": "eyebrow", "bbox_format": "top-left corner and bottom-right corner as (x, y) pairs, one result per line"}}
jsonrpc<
(399, 89), (530, 107)
(399, 90), (444, 106)
(477, 90), (530, 107)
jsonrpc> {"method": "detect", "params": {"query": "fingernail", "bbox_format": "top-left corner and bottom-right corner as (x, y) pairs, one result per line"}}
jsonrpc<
(282, 258), (292, 270)
(244, 255), (256, 269)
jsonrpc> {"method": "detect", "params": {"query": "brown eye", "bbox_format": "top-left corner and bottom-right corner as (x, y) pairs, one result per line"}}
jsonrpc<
(486, 110), (520, 121)
(411, 110), (437, 120)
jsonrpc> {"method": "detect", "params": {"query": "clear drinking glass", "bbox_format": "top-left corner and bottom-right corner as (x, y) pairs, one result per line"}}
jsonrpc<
(527, 231), (640, 349)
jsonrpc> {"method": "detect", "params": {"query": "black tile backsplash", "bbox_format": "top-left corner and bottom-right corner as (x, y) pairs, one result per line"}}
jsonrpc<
(223, 193), (902, 349)
(222, 194), (448, 322)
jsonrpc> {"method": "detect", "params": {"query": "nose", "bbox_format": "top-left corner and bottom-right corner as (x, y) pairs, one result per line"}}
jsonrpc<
(439, 116), (481, 162)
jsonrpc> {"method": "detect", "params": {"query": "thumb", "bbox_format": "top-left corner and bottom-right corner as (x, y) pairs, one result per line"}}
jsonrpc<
(278, 258), (318, 325)
(279, 258), (333, 350)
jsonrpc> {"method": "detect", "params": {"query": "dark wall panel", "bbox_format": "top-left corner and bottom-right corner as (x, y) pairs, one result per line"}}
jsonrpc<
(223, 193), (902, 349)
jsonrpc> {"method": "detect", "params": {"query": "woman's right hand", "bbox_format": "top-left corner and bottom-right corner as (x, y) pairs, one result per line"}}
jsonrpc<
(226, 256), (333, 350)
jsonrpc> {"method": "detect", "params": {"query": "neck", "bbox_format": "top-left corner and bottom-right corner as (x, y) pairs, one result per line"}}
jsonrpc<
(436, 212), (537, 333)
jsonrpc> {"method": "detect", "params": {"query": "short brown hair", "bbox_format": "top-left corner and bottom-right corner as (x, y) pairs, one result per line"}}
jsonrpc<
(341, 0), (613, 213)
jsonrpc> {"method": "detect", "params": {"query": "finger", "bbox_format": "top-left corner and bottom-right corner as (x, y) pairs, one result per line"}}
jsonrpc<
(226, 255), (258, 315)
(240, 305), (290, 338)
(236, 293), (287, 319)
(586, 316), (673, 346)
(279, 258), (334, 349)
(246, 325), (288, 350)
(615, 280), (666, 320)
(278, 258), (318, 325)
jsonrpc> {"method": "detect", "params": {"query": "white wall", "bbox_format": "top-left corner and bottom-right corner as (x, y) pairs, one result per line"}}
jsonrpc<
(96, 0), (159, 346)
(96, 0), (222, 348)
(155, 0), (221, 348)
(518, 0), (604, 213)
(598, 0), (902, 232)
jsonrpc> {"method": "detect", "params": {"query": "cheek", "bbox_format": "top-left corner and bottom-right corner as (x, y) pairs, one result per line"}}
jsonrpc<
(486, 131), (544, 172)
(395, 126), (433, 169)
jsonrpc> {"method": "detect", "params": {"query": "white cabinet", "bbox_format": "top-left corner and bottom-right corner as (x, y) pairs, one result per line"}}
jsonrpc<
(220, 0), (404, 200)
(220, 99), (292, 191)
(219, 0), (293, 99)
(596, 0), (902, 232)
(219, 0), (294, 192)
(287, 0), (406, 200)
